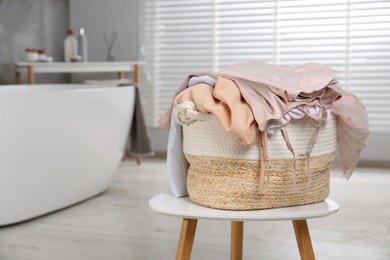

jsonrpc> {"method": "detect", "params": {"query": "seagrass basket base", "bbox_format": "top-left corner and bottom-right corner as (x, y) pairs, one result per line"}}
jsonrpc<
(186, 154), (333, 210)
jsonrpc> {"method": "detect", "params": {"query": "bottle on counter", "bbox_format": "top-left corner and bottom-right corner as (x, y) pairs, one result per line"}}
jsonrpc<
(78, 28), (88, 62)
(64, 29), (78, 62)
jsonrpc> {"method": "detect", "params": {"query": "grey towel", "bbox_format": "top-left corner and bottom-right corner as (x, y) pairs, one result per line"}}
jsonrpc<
(118, 83), (154, 157)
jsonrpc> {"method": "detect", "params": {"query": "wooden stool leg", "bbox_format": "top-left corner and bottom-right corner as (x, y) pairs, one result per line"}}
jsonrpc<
(230, 221), (244, 260)
(16, 72), (22, 84)
(135, 156), (143, 165)
(118, 71), (125, 79)
(176, 218), (198, 260)
(27, 65), (34, 84)
(292, 219), (315, 260)
(132, 64), (142, 165)
(134, 64), (140, 85)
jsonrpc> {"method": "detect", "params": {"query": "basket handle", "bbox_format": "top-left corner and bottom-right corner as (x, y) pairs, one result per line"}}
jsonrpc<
(173, 101), (210, 126)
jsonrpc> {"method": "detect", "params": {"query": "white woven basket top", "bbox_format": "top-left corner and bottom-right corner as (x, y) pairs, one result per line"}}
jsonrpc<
(183, 114), (337, 160)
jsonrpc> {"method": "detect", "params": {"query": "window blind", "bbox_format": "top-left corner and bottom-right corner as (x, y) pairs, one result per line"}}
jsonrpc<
(139, 0), (390, 134)
(276, 0), (348, 85)
(139, 0), (214, 125)
(215, 1), (276, 71)
(349, 0), (390, 133)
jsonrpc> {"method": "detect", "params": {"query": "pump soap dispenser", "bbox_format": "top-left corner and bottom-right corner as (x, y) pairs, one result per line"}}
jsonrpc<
(78, 28), (88, 62)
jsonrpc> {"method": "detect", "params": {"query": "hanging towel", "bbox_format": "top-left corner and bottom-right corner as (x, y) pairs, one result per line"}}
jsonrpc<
(118, 83), (154, 156)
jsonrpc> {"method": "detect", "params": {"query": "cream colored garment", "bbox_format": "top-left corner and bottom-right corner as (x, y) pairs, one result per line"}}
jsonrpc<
(174, 77), (258, 145)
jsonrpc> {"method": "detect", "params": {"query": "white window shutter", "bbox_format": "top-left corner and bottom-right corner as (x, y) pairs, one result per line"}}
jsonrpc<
(215, 0), (276, 71)
(140, 0), (214, 125)
(349, 0), (390, 133)
(276, 0), (349, 86)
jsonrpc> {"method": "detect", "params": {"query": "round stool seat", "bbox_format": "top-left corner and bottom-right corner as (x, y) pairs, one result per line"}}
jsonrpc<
(149, 192), (339, 221)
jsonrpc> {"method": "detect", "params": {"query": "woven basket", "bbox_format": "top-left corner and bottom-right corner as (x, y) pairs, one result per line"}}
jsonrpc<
(183, 114), (337, 210)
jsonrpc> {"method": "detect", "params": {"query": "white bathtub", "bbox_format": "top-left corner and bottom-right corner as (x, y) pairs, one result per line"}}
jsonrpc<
(0, 84), (135, 226)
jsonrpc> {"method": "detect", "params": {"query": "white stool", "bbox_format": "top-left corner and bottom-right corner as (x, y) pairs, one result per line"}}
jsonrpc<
(149, 192), (339, 260)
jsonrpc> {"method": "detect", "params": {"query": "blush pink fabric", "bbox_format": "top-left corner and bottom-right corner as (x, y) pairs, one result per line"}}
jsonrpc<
(221, 61), (337, 99)
(220, 61), (339, 132)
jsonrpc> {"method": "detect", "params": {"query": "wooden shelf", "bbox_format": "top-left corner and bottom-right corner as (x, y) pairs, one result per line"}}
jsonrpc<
(15, 61), (144, 85)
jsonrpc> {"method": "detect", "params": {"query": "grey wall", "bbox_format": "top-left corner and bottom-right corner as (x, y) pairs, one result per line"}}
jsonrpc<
(0, 0), (70, 84)
(68, 0), (172, 152)
(69, 0), (139, 82)
(70, 0), (138, 62)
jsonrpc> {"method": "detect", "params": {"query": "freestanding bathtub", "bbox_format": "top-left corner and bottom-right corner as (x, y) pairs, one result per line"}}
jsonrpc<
(0, 84), (135, 226)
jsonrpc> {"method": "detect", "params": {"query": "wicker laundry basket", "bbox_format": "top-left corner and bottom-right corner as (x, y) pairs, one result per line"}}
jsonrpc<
(182, 114), (337, 210)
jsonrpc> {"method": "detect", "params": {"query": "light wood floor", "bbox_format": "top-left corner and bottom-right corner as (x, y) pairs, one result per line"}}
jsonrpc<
(0, 158), (389, 260)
